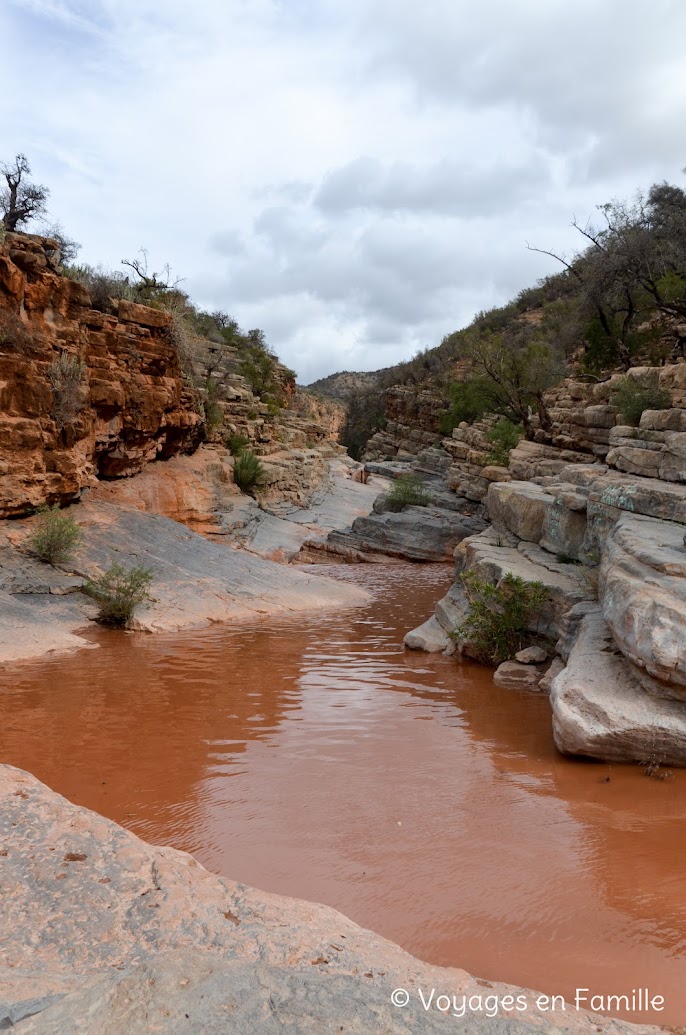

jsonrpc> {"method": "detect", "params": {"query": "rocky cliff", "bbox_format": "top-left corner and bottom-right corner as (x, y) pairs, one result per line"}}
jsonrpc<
(0, 233), (203, 516)
(0, 233), (350, 519)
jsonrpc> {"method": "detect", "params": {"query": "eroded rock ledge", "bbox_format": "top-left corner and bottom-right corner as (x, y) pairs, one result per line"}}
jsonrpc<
(0, 765), (658, 1034)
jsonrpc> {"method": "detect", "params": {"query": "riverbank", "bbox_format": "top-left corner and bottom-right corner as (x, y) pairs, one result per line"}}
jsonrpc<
(0, 455), (388, 664)
(0, 763), (662, 1034)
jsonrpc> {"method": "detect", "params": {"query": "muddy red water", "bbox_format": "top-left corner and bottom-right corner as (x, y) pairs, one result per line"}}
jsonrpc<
(2, 563), (685, 1024)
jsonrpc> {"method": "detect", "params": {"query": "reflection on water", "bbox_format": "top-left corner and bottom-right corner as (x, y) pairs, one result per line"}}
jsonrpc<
(2, 562), (686, 1023)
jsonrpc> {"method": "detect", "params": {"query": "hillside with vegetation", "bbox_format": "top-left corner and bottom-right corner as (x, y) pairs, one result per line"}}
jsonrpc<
(322, 179), (686, 457)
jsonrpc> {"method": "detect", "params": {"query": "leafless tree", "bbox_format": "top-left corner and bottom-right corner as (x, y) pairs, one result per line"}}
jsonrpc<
(1, 153), (49, 232)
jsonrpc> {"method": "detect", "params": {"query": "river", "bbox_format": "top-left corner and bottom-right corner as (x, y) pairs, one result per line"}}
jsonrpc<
(1, 562), (685, 1024)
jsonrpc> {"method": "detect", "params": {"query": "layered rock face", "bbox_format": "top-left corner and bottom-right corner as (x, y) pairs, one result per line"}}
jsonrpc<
(364, 386), (445, 460)
(0, 234), (203, 517)
(406, 456), (686, 765)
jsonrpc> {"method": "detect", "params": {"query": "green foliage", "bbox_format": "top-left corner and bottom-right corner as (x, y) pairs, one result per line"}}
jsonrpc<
(385, 474), (432, 511)
(612, 372), (671, 426)
(437, 377), (492, 433)
(239, 345), (284, 408)
(233, 449), (263, 492)
(85, 562), (153, 627)
(484, 419), (523, 466)
(226, 433), (249, 455)
(48, 352), (87, 427)
(27, 505), (82, 567)
(453, 570), (547, 664)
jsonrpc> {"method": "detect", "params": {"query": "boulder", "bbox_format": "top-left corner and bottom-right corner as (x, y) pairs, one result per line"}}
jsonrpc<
(539, 657), (565, 693)
(404, 615), (453, 653)
(600, 513), (686, 701)
(515, 646), (548, 664)
(493, 660), (545, 691)
(550, 609), (686, 765)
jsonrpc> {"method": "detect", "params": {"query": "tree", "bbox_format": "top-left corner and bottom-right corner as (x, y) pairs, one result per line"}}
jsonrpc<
(1, 153), (49, 232)
(459, 327), (564, 439)
(529, 181), (686, 370)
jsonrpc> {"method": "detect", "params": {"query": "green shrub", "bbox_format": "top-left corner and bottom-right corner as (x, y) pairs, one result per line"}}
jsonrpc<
(386, 474), (432, 512)
(484, 419), (522, 467)
(84, 562), (153, 627)
(28, 505), (82, 566)
(204, 399), (223, 435)
(437, 377), (492, 434)
(233, 449), (263, 492)
(226, 433), (249, 456)
(612, 372), (671, 426)
(452, 570), (547, 664)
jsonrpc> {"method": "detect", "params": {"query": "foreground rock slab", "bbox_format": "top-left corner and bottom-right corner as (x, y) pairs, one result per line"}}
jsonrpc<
(0, 766), (658, 1034)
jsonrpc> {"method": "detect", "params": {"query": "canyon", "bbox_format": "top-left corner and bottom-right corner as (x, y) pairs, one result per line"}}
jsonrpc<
(1, 235), (684, 1032)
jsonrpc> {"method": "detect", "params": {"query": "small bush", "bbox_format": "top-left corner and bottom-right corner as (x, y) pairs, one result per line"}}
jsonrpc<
(484, 419), (522, 467)
(48, 352), (86, 427)
(233, 449), (263, 492)
(226, 433), (249, 456)
(386, 474), (433, 511)
(85, 562), (153, 627)
(452, 570), (547, 664)
(65, 264), (134, 312)
(612, 373), (671, 427)
(204, 399), (223, 436)
(28, 505), (82, 566)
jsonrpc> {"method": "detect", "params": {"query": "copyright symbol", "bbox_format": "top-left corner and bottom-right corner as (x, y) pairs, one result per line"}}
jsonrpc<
(391, 988), (410, 1008)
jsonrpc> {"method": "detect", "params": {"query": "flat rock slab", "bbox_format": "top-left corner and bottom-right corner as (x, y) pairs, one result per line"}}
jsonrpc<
(0, 499), (369, 664)
(328, 507), (487, 562)
(0, 765), (658, 1034)
(550, 610), (686, 766)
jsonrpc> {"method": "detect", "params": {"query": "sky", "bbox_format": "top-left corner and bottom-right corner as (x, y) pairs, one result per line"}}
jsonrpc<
(2, 1), (686, 383)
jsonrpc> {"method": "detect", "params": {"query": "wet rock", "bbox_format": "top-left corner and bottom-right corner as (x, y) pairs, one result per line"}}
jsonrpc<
(0, 496), (370, 664)
(403, 616), (453, 653)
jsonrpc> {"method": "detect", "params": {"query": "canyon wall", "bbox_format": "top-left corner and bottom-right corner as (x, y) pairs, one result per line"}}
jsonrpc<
(0, 234), (347, 519)
(0, 233), (203, 517)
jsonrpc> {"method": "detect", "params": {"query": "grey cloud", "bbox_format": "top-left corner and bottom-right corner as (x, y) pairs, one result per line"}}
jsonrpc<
(315, 155), (552, 217)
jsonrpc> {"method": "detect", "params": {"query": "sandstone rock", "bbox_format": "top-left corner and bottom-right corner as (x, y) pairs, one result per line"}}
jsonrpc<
(456, 528), (594, 640)
(493, 660), (545, 691)
(0, 496), (370, 664)
(487, 481), (552, 543)
(0, 237), (203, 517)
(600, 513), (686, 700)
(538, 657), (565, 693)
(403, 615), (453, 653)
(550, 610), (686, 766)
(515, 646), (548, 664)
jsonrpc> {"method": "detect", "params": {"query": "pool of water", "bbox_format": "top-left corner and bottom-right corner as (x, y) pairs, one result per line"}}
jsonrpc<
(2, 562), (685, 1023)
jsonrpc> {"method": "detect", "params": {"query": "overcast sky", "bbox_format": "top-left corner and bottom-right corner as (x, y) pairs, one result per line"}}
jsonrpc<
(2, 1), (686, 383)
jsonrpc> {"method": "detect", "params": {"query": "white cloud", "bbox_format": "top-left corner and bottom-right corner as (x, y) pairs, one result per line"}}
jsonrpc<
(2, 0), (686, 381)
